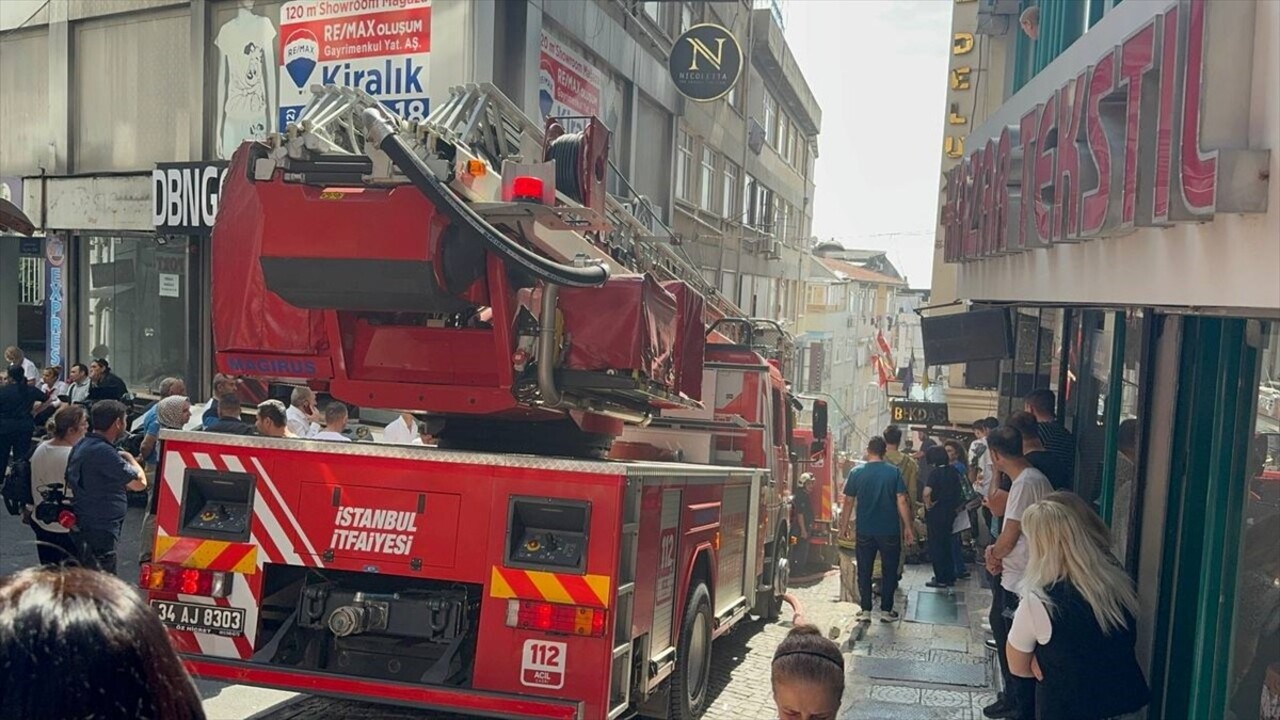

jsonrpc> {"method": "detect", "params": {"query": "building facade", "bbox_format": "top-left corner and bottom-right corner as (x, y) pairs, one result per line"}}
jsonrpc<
(929, 0), (1279, 717)
(796, 243), (905, 451)
(0, 0), (820, 406)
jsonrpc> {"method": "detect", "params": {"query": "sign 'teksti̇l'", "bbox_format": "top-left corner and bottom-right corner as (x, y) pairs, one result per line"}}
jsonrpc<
(278, 0), (431, 130)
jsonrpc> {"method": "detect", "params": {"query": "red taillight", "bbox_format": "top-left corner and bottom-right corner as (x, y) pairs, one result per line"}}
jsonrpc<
(139, 563), (230, 598)
(512, 176), (545, 203)
(57, 510), (77, 529)
(506, 599), (607, 637)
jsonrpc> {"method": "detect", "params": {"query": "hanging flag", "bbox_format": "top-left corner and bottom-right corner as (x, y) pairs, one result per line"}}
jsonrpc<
(876, 329), (894, 370)
(875, 355), (891, 388)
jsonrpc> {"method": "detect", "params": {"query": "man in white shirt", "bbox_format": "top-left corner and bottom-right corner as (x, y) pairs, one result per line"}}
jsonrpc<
(969, 417), (998, 544)
(312, 402), (352, 443)
(380, 412), (418, 445)
(286, 386), (322, 439)
(983, 425), (1052, 720)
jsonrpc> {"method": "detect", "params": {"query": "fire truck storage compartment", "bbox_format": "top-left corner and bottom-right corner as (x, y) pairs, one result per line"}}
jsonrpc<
(505, 497), (591, 572)
(282, 570), (482, 687)
(520, 274), (680, 390)
(178, 469), (256, 542)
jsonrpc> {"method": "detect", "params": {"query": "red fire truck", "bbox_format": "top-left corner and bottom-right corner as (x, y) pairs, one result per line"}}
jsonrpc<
(140, 85), (827, 720)
(790, 424), (838, 568)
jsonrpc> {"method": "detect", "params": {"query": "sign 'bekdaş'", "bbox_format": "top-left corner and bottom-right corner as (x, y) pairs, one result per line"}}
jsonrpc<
(278, 0), (431, 130)
(941, 0), (1268, 263)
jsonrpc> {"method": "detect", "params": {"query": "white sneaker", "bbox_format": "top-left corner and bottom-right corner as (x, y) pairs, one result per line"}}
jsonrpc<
(880, 610), (901, 623)
(981, 621), (992, 633)
(855, 610), (871, 623)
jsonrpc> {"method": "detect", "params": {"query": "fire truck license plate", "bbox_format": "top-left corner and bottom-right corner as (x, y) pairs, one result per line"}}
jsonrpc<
(151, 600), (245, 637)
(520, 640), (566, 689)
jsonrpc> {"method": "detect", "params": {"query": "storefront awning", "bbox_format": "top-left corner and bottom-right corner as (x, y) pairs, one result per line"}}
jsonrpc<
(0, 197), (34, 236)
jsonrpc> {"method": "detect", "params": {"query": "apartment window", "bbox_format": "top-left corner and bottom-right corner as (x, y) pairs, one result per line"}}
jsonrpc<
(756, 184), (775, 231)
(763, 93), (778, 147)
(726, 79), (740, 111)
(744, 174), (758, 227)
(680, 3), (694, 34)
(641, 1), (661, 22)
(699, 146), (717, 212)
(780, 115), (792, 163)
(722, 160), (739, 220)
(675, 129), (693, 202)
(775, 201), (788, 242)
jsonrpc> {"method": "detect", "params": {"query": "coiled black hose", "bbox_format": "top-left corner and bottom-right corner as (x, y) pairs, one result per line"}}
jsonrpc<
(546, 132), (587, 204)
(363, 110), (609, 289)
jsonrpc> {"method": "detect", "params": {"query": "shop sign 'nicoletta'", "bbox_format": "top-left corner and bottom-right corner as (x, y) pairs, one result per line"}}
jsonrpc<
(942, 0), (1270, 264)
(669, 23), (742, 102)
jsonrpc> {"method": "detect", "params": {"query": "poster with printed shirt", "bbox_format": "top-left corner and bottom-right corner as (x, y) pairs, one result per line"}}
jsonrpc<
(214, 1), (278, 160)
(278, 0), (431, 131)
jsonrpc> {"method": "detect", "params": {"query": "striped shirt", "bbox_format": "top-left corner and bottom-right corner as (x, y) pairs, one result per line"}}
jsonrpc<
(1037, 421), (1076, 490)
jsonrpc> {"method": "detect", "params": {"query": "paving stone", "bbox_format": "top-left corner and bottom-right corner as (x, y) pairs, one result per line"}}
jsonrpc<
(931, 649), (989, 666)
(931, 625), (975, 642)
(870, 685), (922, 704)
(920, 689), (971, 708)
(869, 644), (932, 661)
(852, 656), (989, 688)
(840, 700), (973, 720)
(970, 690), (999, 711)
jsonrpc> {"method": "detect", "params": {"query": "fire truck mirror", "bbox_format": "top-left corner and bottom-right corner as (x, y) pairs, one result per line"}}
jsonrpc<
(812, 400), (829, 443)
(506, 497), (591, 573)
(179, 470), (257, 543)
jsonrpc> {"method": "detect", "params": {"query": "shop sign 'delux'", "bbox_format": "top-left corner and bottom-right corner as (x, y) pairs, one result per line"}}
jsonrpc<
(153, 162), (229, 235)
(942, 0), (1270, 263)
(669, 24), (743, 102)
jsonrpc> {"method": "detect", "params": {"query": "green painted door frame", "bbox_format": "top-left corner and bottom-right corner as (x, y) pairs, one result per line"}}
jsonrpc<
(1148, 317), (1262, 719)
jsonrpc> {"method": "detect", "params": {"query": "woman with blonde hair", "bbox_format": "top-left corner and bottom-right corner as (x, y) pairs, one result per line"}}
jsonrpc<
(1006, 493), (1150, 720)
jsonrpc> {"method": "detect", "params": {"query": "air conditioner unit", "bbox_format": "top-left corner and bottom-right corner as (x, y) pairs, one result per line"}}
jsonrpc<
(763, 239), (782, 259)
(846, 316), (855, 329)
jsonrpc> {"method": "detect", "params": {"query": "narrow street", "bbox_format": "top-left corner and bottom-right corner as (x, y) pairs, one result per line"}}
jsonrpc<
(2, 505), (995, 720)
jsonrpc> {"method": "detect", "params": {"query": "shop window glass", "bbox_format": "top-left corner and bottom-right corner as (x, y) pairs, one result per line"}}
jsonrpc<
(1071, 310), (1114, 503)
(1110, 309), (1149, 572)
(1227, 323), (1279, 720)
(84, 236), (190, 394)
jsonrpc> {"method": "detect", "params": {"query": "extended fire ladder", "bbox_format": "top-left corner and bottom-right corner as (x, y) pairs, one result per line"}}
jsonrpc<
(264, 82), (745, 324)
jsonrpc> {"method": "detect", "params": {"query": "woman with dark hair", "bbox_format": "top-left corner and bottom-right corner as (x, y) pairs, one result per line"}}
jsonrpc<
(945, 439), (975, 580)
(772, 624), (844, 720)
(924, 445), (964, 588)
(26, 405), (88, 565)
(86, 357), (128, 403)
(0, 567), (206, 720)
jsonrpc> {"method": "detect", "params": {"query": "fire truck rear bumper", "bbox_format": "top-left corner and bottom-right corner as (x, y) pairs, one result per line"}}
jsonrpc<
(184, 656), (583, 720)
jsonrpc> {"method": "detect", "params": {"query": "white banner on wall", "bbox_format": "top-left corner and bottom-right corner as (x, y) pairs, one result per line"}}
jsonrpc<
(278, 0), (432, 130)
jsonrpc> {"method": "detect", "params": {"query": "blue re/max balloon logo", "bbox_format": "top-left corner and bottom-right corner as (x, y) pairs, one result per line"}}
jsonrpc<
(226, 357), (318, 375)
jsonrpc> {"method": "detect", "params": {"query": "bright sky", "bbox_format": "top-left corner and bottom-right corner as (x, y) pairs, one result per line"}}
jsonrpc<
(786, 0), (954, 289)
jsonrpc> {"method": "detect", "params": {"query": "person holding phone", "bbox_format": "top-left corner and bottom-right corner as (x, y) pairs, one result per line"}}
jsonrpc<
(286, 386), (322, 439)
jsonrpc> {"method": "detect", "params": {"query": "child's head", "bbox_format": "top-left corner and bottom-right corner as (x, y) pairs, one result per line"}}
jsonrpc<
(771, 625), (844, 720)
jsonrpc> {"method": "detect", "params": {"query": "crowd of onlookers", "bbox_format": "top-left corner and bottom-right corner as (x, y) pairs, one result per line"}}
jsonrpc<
(0, 349), (454, 719)
(837, 389), (1150, 720)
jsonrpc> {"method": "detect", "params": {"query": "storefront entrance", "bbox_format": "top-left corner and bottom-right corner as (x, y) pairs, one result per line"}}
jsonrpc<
(1147, 316), (1278, 720)
(80, 235), (201, 394)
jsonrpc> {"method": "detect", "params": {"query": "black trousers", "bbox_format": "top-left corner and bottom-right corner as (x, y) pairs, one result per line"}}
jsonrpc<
(32, 526), (78, 566)
(992, 581), (1037, 719)
(856, 533), (901, 612)
(75, 527), (119, 575)
(926, 511), (956, 584)
(0, 429), (32, 469)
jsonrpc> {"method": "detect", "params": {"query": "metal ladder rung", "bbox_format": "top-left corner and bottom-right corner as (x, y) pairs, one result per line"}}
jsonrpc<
(622, 522), (639, 535)
(615, 582), (636, 597)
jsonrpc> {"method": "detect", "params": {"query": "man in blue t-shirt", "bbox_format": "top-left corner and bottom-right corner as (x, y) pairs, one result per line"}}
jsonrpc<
(838, 436), (915, 622)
